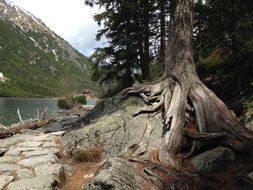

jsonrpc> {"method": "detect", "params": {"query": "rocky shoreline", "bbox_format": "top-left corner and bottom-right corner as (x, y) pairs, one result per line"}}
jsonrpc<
(0, 95), (252, 190)
(0, 104), (96, 190)
(0, 129), (66, 189)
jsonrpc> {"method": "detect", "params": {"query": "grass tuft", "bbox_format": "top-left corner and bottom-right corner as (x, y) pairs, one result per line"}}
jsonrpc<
(72, 145), (103, 163)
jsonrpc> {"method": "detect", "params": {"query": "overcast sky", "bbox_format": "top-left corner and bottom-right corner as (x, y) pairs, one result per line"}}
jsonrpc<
(9, 0), (106, 56)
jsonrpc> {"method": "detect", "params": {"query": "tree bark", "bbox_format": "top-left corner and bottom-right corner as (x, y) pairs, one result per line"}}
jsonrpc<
(122, 0), (253, 166)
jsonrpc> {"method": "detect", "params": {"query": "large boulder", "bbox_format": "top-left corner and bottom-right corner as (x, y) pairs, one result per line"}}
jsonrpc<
(191, 146), (235, 173)
(62, 95), (163, 157)
(42, 117), (80, 133)
(83, 157), (143, 190)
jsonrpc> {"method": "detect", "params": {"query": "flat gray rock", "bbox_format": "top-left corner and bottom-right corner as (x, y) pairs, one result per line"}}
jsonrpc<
(16, 141), (43, 148)
(0, 175), (14, 189)
(192, 147), (235, 173)
(42, 141), (56, 148)
(5, 147), (43, 156)
(0, 164), (21, 174)
(23, 148), (59, 158)
(84, 157), (143, 190)
(16, 169), (34, 180)
(50, 131), (65, 136)
(0, 134), (33, 148)
(42, 117), (79, 133)
(0, 156), (20, 164)
(7, 175), (59, 190)
(34, 163), (65, 182)
(33, 134), (54, 142)
(62, 96), (163, 158)
(34, 163), (63, 176)
(20, 129), (42, 136)
(17, 153), (59, 168)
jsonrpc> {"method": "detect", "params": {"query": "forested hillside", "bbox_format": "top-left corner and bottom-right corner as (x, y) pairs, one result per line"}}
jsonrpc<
(0, 0), (94, 97)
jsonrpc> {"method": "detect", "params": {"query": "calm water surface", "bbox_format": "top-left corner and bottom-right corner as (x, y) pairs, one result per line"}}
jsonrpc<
(0, 97), (58, 126)
(0, 97), (97, 126)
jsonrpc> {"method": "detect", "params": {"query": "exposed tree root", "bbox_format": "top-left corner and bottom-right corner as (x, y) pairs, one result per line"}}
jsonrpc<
(121, 76), (253, 166)
(119, 0), (253, 187)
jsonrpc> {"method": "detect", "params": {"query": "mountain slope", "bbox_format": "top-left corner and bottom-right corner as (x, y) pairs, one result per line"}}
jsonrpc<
(0, 0), (94, 97)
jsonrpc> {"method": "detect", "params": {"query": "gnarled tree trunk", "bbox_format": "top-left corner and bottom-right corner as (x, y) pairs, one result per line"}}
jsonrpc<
(122, 0), (253, 166)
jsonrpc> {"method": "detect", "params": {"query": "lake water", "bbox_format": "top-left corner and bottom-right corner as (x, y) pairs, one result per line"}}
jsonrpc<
(0, 97), (97, 126)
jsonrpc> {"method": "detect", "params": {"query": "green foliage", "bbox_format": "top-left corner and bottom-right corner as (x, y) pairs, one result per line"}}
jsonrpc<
(0, 19), (96, 97)
(57, 98), (71, 109)
(194, 0), (253, 63)
(57, 95), (87, 109)
(72, 95), (87, 105)
(86, 0), (169, 94)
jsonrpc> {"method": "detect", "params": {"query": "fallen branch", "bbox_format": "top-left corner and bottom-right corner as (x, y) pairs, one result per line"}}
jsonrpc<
(40, 106), (48, 120)
(17, 108), (24, 124)
(0, 119), (49, 139)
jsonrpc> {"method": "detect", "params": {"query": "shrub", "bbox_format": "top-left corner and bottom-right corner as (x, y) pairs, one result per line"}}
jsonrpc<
(72, 145), (103, 162)
(73, 95), (87, 105)
(57, 98), (71, 109)
(57, 95), (87, 109)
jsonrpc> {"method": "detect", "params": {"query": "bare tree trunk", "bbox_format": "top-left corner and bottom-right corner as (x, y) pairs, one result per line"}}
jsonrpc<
(122, 0), (253, 166)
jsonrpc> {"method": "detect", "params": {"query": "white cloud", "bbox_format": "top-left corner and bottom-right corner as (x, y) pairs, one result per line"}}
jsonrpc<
(9, 0), (105, 56)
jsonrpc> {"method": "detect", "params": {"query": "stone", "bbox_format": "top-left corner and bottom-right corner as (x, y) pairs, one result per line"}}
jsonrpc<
(0, 175), (14, 189)
(62, 96), (163, 158)
(7, 175), (60, 190)
(34, 163), (65, 182)
(16, 141), (43, 148)
(50, 131), (65, 136)
(16, 169), (34, 179)
(83, 157), (143, 190)
(0, 156), (20, 164)
(0, 164), (21, 174)
(23, 148), (59, 158)
(1, 172), (12, 176)
(17, 153), (59, 168)
(33, 134), (54, 141)
(42, 117), (79, 133)
(42, 141), (56, 148)
(5, 147), (42, 156)
(34, 163), (63, 176)
(20, 129), (42, 135)
(192, 147), (235, 173)
(0, 134), (33, 148)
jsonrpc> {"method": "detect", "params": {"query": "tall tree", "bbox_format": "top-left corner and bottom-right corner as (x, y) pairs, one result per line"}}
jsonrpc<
(122, 0), (253, 165)
(86, 0), (168, 92)
(194, 0), (253, 62)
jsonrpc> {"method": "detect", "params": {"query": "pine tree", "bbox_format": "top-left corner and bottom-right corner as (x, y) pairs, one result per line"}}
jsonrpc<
(122, 0), (253, 165)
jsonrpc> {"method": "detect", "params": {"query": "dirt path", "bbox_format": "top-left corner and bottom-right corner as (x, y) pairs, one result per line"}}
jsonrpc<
(56, 138), (101, 190)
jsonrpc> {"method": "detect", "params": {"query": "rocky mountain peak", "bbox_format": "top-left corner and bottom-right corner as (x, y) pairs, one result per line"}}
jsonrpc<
(0, 0), (94, 97)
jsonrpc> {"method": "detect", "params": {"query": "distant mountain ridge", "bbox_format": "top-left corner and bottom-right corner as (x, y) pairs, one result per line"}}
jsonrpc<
(0, 0), (94, 97)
